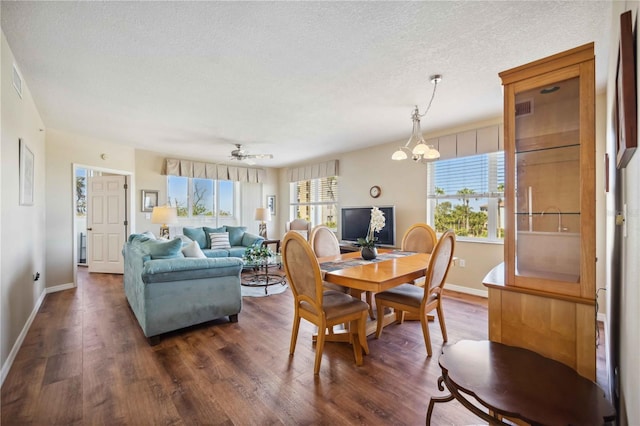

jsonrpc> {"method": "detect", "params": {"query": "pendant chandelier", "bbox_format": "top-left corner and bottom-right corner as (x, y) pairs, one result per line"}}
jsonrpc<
(392, 74), (442, 163)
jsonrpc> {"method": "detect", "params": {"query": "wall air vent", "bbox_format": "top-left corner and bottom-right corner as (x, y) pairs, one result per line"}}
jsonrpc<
(12, 64), (23, 99)
(515, 99), (533, 117)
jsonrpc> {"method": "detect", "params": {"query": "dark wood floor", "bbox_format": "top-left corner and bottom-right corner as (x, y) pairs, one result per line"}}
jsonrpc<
(1, 268), (607, 425)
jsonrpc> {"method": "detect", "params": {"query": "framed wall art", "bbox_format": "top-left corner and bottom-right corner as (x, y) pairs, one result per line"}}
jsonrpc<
(267, 195), (276, 215)
(141, 190), (159, 212)
(19, 139), (34, 206)
(615, 10), (637, 169)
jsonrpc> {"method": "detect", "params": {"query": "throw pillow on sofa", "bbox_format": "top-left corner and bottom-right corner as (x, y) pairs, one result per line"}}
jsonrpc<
(140, 238), (184, 259)
(183, 227), (208, 249)
(209, 232), (232, 250)
(225, 226), (247, 246)
(181, 240), (207, 258)
(204, 226), (226, 248)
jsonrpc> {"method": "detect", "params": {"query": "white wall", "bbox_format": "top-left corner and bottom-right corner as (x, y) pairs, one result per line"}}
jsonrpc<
(1, 31), (46, 373)
(607, 3), (640, 424)
(45, 129), (135, 287)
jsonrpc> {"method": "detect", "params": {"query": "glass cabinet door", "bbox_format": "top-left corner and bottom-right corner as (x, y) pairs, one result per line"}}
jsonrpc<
(513, 76), (581, 283)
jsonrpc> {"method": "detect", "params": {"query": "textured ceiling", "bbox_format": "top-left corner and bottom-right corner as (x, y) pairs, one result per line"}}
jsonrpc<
(1, 1), (612, 167)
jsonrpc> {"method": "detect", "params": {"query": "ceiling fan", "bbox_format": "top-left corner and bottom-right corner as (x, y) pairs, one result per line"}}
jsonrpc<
(229, 144), (273, 163)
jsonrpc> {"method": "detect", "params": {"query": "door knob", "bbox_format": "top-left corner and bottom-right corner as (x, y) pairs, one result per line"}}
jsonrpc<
(87, 227), (93, 231)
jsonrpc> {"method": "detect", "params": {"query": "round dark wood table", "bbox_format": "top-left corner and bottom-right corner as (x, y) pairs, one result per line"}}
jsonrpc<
(427, 340), (616, 425)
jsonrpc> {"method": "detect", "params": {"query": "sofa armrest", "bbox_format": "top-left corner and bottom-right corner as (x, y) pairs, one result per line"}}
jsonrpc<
(241, 232), (265, 247)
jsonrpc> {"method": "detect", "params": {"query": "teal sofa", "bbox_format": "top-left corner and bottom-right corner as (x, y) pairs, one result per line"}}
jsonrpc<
(182, 226), (264, 258)
(123, 233), (244, 344)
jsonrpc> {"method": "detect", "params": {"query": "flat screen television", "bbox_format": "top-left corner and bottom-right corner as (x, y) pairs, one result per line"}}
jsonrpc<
(341, 206), (396, 247)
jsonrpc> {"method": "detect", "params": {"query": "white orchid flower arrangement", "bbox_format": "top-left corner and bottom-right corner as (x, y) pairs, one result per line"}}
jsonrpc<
(357, 206), (386, 248)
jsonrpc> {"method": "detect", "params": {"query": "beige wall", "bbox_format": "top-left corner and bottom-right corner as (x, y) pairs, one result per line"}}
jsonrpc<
(45, 129), (135, 287)
(134, 150), (280, 238)
(278, 117), (505, 295)
(1, 31), (46, 372)
(134, 149), (168, 236)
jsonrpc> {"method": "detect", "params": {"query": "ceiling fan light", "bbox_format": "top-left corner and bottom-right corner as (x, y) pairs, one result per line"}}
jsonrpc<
(392, 149), (407, 160)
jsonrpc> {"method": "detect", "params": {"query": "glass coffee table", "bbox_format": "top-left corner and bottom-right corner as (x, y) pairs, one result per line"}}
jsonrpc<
(241, 254), (287, 295)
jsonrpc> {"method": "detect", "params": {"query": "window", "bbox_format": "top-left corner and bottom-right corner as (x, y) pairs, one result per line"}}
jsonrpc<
(427, 152), (504, 241)
(290, 176), (338, 230)
(167, 176), (236, 220)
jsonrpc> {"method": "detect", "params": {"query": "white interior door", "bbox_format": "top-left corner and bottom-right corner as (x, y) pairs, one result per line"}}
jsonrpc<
(87, 175), (127, 274)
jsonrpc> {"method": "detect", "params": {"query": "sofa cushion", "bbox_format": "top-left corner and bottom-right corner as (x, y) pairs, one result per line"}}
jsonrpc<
(228, 247), (248, 258)
(202, 249), (231, 258)
(183, 227), (208, 249)
(226, 226), (247, 246)
(209, 232), (231, 250)
(140, 238), (184, 259)
(182, 240), (206, 258)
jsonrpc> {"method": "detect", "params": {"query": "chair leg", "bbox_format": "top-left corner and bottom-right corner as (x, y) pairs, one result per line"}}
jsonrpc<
(366, 291), (375, 320)
(421, 316), (433, 357)
(290, 314), (301, 355)
(314, 319), (327, 375)
(375, 299), (385, 338)
(436, 303), (448, 342)
(358, 311), (370, 355)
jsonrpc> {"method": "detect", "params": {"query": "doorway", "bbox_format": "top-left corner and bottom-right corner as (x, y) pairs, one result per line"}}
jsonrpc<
(72, 164), (132, 285)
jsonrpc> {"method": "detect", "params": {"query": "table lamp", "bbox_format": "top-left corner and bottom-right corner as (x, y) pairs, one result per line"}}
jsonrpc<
(151, 206), (177, 239)
(255, 207), (270, 238)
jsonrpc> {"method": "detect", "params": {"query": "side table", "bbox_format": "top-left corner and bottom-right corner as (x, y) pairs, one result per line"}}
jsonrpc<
(261, 239), (281, 253)
(241, 255), (286, 295)
(427, 340), (615, 425)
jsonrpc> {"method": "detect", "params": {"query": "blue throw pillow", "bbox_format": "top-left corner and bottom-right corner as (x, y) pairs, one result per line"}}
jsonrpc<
(225, 226), (247, 246)
(140, 238), (184, 259)
(183, 227), (207, 249)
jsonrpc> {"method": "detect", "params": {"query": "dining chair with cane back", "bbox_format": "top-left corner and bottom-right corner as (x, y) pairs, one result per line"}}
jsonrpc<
(374, 229), (456, 357)
(285, 218), (312, 241)
(282, 231), (370, 374)
(310, 224), (375, 319)
(401, 223), (438, 287)
(309, 225), (349, 293)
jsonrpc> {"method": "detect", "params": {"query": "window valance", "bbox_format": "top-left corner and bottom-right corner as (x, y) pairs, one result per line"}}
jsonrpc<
(287, 160), (339, 182)
(164, 158), (265, 183)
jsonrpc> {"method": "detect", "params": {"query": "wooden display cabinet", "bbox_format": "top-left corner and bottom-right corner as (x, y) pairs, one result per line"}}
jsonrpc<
(483, 43), (596, 380)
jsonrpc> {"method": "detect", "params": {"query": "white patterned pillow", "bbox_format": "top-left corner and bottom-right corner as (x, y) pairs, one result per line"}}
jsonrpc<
(181, 240), (206, 258)
(209, 232), (231, 249)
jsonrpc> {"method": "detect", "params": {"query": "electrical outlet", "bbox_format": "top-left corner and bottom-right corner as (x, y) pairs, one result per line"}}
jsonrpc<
(458, 259), (466, 267)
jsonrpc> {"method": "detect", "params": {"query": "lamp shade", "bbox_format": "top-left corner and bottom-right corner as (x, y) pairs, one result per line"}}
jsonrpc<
(151, 206), (178, 225)
(254, 207), (271, 222)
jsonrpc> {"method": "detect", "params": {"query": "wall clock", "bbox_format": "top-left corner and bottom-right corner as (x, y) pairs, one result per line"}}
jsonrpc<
(369, 185), (381, 198)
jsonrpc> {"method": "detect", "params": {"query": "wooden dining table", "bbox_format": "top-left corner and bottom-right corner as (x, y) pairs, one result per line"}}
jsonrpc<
(318, 249), (431, 338)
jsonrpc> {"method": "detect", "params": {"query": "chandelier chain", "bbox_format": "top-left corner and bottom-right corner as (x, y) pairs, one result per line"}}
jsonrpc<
(418, 78), (439, 118)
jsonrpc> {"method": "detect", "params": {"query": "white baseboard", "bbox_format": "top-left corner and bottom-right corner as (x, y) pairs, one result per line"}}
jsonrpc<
(1, 287), (47, 386)
(1, 282), (74, 387)
(46, 282), (75, 293)
(444, 283), (488, 298)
